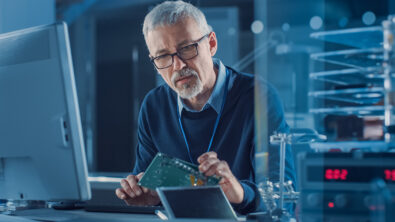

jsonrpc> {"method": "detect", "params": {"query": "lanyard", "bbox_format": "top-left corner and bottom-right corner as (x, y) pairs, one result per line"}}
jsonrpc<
(177, 70), (229, 164)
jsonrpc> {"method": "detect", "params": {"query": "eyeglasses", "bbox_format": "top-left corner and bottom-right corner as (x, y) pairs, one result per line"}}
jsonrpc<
(150, 33), (210, 69)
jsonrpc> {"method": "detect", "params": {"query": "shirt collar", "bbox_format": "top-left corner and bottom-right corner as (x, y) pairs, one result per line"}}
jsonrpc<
(177, 58), (227, 115)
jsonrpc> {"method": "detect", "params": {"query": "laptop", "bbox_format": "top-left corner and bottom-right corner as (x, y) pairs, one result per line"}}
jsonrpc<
(156, 186), (238, 220)
(84, 176), (163, 214)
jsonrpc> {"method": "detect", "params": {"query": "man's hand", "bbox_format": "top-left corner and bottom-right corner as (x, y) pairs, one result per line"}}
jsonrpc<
(115, 172), (160, 206)
(198, 152), (244, 204)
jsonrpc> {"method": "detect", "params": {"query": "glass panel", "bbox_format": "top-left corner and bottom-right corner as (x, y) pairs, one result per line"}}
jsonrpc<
(310, 68), (383, 85)
(311, 48), (384, 69)
(309, 105), (384, 115)
(310, 87), (384, 104)
(310, 26), (383, 49)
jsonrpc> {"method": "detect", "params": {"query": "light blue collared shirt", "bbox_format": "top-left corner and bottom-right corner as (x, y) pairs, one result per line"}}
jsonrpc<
(177, 58), (227, 115)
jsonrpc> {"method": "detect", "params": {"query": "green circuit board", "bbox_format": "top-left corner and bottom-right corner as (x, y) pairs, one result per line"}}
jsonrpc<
(138, 153), (221, 190)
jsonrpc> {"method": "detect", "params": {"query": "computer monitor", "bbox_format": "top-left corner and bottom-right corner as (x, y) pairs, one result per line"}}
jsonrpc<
(0, 22), (91, 201)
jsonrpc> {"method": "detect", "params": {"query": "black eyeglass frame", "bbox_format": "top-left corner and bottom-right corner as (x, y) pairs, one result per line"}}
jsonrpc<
(150, 33), (210, 69)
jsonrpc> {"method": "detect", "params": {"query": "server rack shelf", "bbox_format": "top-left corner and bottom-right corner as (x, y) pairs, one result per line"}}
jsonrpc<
(309, 16), (395, 151)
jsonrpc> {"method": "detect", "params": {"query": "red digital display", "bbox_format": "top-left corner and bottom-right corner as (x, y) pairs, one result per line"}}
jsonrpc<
(325, 169), (348, 180)
(308, 166), (395, 183)
(384, 169), (395, 181)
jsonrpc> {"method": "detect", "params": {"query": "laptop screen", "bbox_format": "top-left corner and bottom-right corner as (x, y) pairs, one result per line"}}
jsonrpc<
(157, 186), (237, 220)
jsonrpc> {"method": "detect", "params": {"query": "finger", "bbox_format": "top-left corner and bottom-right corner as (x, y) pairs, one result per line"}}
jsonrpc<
(204, 164), (221, 176)
(136, 172), (145, 181)
(216, 161), (232, 178)
(115, 188), (128, 199)
(120, 179), (135, 198)
(216, 162), (235, 187)
(126, 175), (144, 196)
(199, 158), (220, 173)
(197, 151), (217, 164)
(134, 172), (150, 193)
(141, 187), (150, 193)
(199, 157), (220, 173)
(206, 160), (232, 177)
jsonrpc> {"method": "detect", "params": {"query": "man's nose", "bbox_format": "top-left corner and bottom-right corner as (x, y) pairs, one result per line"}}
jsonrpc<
(173, 54), (187, 70)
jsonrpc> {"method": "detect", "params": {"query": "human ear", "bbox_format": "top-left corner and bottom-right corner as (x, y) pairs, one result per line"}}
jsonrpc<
(208, 32), (217, 56)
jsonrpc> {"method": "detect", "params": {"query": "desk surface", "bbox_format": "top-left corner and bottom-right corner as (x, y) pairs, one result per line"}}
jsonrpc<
(9, 208), (240, 222)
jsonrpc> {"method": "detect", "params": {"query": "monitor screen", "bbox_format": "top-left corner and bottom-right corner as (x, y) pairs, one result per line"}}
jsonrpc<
(157, 186), (237, 220)
(0, 22), (91, 201)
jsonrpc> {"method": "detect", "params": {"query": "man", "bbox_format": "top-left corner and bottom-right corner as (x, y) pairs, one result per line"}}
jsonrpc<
(116, 0), (295, 214)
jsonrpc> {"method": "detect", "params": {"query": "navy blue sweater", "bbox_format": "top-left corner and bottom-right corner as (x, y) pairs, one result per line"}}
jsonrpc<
(133, 66), (295, 214)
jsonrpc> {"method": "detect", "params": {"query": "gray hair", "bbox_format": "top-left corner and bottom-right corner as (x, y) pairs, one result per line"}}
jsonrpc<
(143, 1), (212, 40)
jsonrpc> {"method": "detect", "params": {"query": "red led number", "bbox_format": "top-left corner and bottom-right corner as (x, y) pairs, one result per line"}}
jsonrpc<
(325, 169), (348, 181)
(384, 169), (395, 181)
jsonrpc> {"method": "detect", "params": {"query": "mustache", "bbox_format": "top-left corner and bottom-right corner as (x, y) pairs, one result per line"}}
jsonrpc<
(171, 68), (198, 85)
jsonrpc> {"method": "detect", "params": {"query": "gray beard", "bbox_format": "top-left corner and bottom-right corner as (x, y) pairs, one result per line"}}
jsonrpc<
(171, 68), (203, 99)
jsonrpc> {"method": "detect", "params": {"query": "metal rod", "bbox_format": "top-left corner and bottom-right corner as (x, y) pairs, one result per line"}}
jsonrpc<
(279, 133), (286, 210)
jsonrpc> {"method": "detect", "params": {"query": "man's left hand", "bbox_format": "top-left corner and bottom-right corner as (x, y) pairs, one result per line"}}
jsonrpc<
(197, 151), (244, 204)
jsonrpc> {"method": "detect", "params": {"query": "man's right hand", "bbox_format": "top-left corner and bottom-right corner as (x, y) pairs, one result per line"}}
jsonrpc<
(115, 172), (160, 206)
